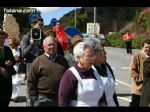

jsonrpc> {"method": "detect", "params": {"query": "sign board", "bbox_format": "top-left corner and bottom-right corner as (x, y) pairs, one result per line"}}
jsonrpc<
(50, 18), (57, 27)
(87, 23), (100, 34)
(29, 12), (41, 26)
(64, 26), (81, 39)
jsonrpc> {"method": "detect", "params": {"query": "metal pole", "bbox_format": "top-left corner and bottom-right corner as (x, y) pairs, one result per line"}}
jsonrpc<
(94, 7), (96, 34)
(75, 7), (76, 28)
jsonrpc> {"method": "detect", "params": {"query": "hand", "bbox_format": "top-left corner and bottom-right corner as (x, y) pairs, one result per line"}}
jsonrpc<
(30, 38), (34, 45)
(0, 67), (8, 77)
(5, 60), (12, 67)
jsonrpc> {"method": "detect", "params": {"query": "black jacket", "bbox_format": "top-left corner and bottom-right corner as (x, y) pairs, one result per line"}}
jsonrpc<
(0, 46), (16, 77)
(0, 46), (16, 106)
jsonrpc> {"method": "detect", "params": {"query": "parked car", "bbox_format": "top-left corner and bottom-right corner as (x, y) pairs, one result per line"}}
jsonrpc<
(82, 33), (89, 38)
(81, 33), (110, 46)
(97, 34), (105, 39)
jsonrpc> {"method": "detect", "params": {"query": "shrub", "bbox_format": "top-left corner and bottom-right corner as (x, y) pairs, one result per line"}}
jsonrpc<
(106, 32), (150, 49)
(106, 32), (124, 48)
(132, 35), (149, 49)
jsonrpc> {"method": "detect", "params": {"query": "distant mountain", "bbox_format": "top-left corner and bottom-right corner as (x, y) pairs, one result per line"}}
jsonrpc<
(59, 7), (143, 34)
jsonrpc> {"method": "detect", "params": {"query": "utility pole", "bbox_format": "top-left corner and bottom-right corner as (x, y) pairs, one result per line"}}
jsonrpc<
(75, 7), (77, 28)
(94, 7), (96, 34)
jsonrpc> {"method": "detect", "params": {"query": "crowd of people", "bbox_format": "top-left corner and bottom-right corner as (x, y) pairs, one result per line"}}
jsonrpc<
(0, 17), (150, 107)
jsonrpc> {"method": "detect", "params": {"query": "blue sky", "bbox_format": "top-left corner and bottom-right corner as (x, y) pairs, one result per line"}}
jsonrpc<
(30, 7), (81, 25)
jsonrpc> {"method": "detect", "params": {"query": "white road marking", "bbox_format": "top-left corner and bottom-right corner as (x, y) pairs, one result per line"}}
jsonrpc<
(110, 66), (129, 70)
(116, 79), (131, 88)
(110, 66), (131, 87)
(111, 67), (114, 70)
(115, 82), (118, 85)
(108, 66), (132, 103)
(117, 96), (131, 102)
(121, 67), (129, 69)
(116, 79), (131, 103)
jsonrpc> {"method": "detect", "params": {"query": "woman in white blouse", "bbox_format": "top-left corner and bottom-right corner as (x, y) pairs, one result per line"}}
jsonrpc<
(8, 37), (21, 102)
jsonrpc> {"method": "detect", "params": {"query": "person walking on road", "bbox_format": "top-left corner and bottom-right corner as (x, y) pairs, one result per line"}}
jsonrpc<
(129, 39), (150, 107)
(123, 31), (133, 54)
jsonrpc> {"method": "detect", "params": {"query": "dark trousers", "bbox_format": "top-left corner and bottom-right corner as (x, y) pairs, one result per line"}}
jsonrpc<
(0, 78), (12, 107)
(129, 94), (140, 107)
(125, 41), (132, 54)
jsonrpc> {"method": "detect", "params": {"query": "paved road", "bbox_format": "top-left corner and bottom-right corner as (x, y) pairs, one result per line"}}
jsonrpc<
(105, 47), (140, 107)
(9, 47), (140, 107)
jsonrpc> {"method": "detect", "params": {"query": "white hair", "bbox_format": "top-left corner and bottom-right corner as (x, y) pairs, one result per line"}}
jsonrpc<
(43, 35), (57, 46)
(73, 42), (93, 61)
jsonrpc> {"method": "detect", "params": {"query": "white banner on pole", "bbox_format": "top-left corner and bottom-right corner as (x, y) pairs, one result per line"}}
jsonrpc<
(86, 23), (100, 34)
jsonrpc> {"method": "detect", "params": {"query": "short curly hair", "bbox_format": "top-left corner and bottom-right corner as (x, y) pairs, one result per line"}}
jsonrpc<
(73, 42), (93, 62)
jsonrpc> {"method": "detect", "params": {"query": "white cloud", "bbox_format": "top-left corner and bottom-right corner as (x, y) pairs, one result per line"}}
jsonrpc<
(30, 7), (60, 13)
